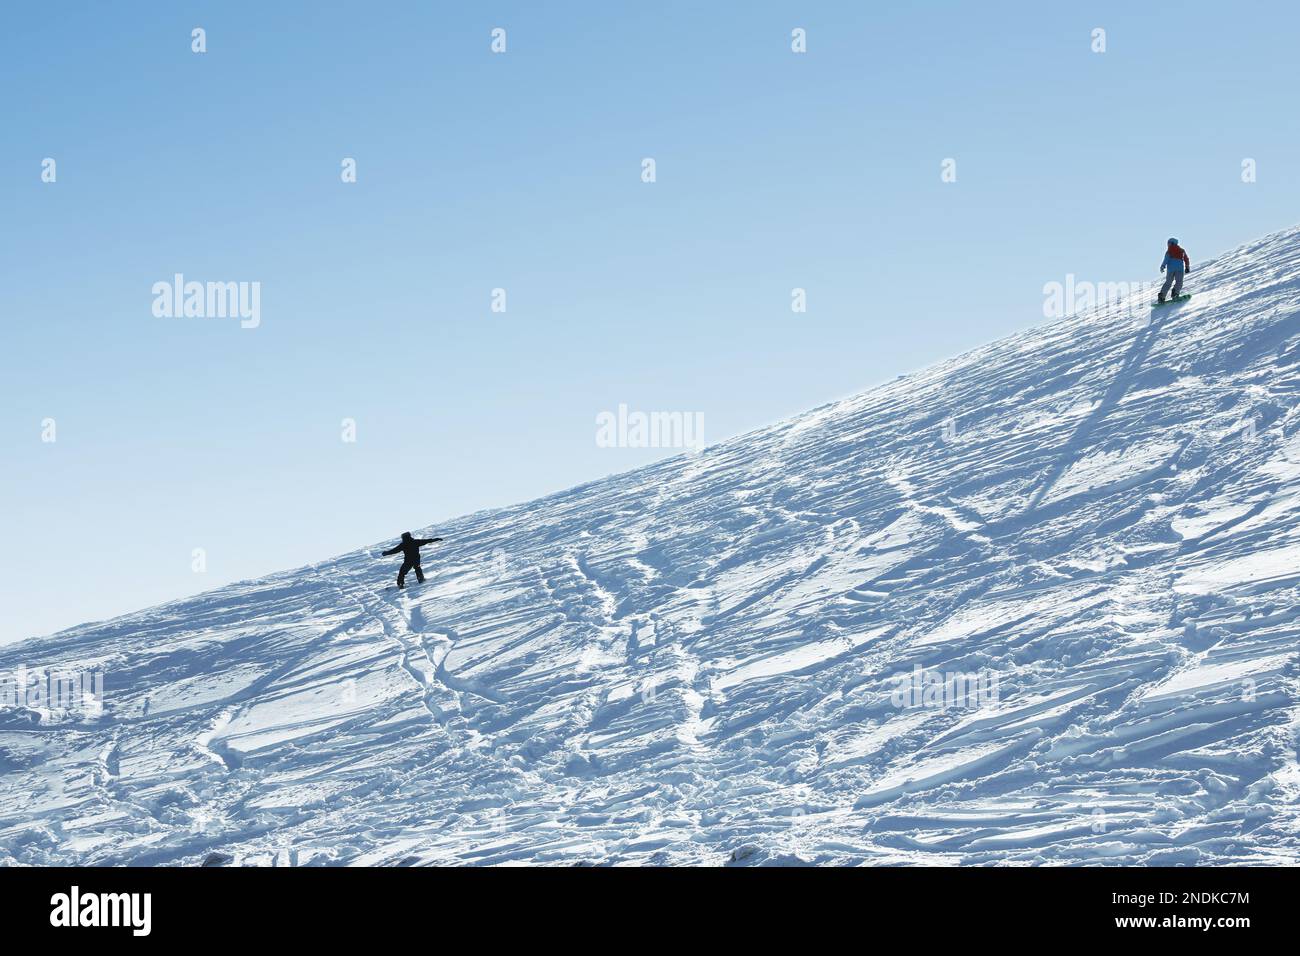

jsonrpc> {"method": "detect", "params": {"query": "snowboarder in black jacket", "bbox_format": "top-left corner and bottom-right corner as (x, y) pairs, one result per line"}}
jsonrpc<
(382, 532), (443, 588)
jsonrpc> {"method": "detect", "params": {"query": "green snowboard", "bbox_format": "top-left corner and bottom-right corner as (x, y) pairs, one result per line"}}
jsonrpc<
(1153, 293), (1192, 308)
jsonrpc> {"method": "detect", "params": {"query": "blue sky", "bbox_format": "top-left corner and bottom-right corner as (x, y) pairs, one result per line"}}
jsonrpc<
(4, 1), (1299, 643)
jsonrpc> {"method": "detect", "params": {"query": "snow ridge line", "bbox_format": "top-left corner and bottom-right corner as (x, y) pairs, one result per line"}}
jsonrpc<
(193, 707), (239, 771)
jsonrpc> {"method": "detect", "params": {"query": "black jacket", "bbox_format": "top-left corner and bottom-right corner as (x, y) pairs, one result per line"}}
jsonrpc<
(382, 535), (441, 562)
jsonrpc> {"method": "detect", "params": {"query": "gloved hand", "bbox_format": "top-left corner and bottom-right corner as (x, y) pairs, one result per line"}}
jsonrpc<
(1160, 265), (1166, 273)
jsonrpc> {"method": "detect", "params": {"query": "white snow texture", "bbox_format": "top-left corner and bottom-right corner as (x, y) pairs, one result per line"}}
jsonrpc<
(5, 227), (1300, 866)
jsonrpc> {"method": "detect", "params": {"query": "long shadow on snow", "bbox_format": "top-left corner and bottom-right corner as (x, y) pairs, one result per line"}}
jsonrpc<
(1023, 318), (1165, 512)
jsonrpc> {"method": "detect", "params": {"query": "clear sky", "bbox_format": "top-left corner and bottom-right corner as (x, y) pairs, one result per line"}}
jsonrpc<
(4, 1), (1298, 644)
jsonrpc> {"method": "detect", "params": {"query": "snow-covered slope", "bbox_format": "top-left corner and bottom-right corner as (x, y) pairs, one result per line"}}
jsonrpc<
(6, 228), (1300, 866)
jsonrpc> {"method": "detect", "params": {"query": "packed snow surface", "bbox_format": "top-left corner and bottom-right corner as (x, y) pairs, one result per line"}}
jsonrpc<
(6, 228), (1300, 865)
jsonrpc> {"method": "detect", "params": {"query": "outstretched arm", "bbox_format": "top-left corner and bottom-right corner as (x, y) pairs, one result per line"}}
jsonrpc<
(381, 544), (401, 556)
(417, 537), (444, 546)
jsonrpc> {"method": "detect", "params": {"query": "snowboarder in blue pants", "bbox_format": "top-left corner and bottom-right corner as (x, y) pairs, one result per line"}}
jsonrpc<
(1158, 237), (1191, 303)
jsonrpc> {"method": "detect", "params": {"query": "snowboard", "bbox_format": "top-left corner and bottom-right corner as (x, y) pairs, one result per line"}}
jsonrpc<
(1152, 293), (1192, 308)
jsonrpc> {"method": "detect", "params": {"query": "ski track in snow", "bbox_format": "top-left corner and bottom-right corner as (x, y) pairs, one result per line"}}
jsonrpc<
(6, 228), (1300, 865)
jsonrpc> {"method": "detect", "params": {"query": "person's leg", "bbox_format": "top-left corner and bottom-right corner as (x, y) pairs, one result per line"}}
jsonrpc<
(398, 558), (414, 588)
(1171, 270), (1183, 297)
(1159, 272), (1175, 300)
(414, 564), (425, 584)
